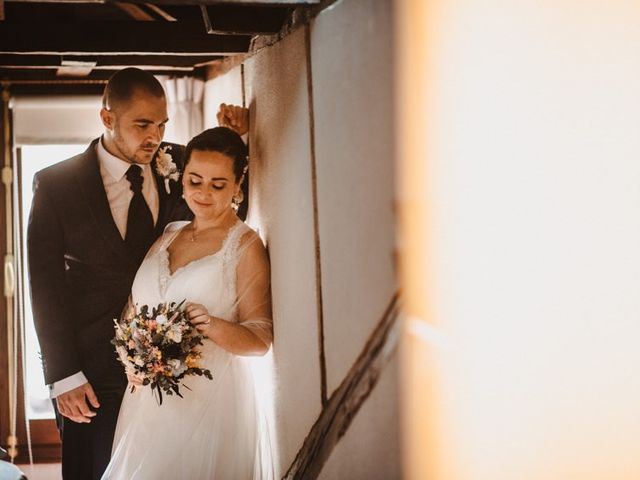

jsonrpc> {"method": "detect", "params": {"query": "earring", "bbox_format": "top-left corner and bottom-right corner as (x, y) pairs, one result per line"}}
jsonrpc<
(231, 190), (244, 211)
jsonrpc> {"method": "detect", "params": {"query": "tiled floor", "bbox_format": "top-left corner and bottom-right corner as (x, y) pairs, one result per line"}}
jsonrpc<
(16, 463), (62, 480)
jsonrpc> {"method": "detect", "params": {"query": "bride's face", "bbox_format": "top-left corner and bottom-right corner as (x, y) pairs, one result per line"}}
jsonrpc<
(182, 149), (240, 220)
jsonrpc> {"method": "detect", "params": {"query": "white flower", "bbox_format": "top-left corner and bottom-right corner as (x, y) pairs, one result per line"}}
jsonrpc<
(156, 314), (168, 325)
(134, 356), (145, 367)
(166, 325), (183, 343)
(115, 346), (128, 363)
(155, 146), (180, 194)
(168, 359), (187, 376)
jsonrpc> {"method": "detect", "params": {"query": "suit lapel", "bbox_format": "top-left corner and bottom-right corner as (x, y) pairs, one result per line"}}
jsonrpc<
(73, 139), (131, 262)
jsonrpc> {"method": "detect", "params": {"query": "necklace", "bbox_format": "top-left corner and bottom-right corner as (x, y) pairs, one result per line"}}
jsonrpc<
(189, 212), (236, 242)
(189, 222), (217, 242)
(190, 222), (200, 242)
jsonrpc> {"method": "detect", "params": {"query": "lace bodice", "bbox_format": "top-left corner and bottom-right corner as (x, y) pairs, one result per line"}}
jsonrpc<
(132, 219), (250, 324)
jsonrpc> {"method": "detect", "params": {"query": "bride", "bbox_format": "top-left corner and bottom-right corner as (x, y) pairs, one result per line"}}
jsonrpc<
(102, 127), (274, 479)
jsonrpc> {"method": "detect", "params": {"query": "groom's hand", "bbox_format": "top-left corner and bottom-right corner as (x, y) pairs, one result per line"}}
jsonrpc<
(217, 103), (249, 136)
(56, 382), (100, 424)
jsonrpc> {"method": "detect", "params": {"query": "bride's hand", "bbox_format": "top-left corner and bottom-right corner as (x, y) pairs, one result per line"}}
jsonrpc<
(185, 302), (213, 336)
(126, 370), (144, 388)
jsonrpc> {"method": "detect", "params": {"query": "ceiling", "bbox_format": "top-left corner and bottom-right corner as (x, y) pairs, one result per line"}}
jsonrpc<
(0, 0), (319, 94)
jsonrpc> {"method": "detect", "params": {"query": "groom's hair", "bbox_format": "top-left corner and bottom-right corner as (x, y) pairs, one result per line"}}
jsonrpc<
(102, 68), (165, 111)
(184, 127), (248, 182)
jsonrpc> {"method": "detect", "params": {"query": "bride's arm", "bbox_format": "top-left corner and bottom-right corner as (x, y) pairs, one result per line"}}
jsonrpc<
(187, 231), (272, 356)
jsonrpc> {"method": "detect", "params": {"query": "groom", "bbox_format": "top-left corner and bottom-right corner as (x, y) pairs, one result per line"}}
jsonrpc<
(27, 68), (248, 480)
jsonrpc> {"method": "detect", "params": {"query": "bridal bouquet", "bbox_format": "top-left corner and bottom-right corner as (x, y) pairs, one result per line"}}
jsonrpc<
(112, 299), (213, 405)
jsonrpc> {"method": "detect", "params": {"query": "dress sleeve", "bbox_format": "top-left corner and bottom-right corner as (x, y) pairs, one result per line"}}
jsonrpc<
(144, 221), (187, 259)
(234, 229), (273, 348)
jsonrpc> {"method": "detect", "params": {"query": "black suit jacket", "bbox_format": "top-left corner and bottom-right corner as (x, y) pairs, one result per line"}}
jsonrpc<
(27, 138), (191, 388)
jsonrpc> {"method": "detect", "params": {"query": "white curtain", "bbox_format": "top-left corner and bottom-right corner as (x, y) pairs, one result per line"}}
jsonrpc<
(157, 76), (204, 145)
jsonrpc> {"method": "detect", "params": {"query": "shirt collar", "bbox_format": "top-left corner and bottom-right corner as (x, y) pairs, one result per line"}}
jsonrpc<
(97, 136), (147, 182)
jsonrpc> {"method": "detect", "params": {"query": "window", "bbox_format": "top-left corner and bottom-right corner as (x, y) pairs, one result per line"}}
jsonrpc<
(19, 145), (87, 421)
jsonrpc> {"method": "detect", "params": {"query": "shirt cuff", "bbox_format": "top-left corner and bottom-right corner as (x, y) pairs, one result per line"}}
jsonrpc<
(49, 371), (88, 398)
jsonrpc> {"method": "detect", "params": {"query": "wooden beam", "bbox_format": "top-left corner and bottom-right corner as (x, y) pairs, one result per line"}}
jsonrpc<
(6, 1), (105, 3)
(8, 81), (106, 95)
(283, 293), (401, 480)
(0, 65), (196, 78)
(201, 5), (290, 35)
(143, 2), (176, 21)
(7, 0), (316, 2)
(0, 85), (10, 466)
(123, 0), (318, 4)
(0, 68), (205, 82)
(0, 22), (251, 55)
(0, 54), (222, 68)
(112, 1), (155, 20)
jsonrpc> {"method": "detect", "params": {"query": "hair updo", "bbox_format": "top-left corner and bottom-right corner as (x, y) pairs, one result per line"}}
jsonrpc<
(183, 127), (248, 182)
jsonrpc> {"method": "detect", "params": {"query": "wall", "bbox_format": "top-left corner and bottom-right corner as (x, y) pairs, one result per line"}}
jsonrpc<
(203, 0), (398, 477)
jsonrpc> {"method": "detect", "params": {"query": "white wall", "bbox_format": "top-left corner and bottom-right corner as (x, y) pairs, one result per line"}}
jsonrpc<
(318, 353), (400, 480)
(310, 0), (396, 397)
(203, 0), (399, 477)
(202, 66), (243, 128)
(245, 27), (324, 476)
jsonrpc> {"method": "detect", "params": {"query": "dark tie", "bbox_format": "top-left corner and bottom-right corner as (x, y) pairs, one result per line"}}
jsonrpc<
(125, 165), (154, 260)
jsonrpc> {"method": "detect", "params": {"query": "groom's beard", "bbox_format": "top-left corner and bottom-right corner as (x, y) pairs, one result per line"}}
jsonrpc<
(111, 129), (160, 165)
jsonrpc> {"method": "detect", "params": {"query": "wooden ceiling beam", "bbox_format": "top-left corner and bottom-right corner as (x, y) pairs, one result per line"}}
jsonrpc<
(122, 0), (318, 5)
(0, 21), (251, 54)
(200, 4), (290, 35)
(112, 1), (155, 21)
(0, 54), (222, 67)
(2, 64), (195, 72)
(6, 0), (318, 3)
(143, 2), (176, 21)
(5, 1), (106, 3)
(0, 67), (205, 81)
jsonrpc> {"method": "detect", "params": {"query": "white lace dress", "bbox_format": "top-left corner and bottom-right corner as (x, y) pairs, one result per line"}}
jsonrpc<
(102, 220), (274, 480)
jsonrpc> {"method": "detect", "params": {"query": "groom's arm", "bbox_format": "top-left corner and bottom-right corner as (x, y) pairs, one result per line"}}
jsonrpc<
(28, 173), (100, 423)
(217, 103), (249, 137)
(27, 172), (82, 384)
(217, 104), (250, 220)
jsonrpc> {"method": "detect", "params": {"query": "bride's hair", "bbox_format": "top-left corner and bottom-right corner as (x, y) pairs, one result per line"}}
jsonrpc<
(183, 127), (248, 182)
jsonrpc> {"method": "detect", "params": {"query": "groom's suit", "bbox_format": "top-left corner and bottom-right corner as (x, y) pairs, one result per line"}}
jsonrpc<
(27, 138), (190, 479)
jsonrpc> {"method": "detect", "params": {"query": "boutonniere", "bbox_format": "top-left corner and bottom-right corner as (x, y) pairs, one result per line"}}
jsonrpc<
(155, 145), (180, 194)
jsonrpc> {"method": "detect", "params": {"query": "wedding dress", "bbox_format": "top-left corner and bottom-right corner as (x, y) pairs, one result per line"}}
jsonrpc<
(102, 219), (274, 480)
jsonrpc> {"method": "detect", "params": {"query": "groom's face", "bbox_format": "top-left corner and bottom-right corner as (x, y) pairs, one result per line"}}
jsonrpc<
(101, 88), (169, 165)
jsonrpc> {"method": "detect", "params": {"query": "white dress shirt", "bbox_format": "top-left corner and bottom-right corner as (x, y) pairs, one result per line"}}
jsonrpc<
(49, 138), (160, 398)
